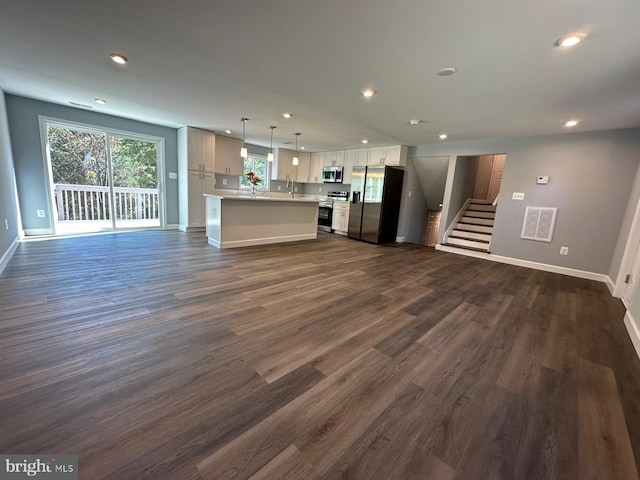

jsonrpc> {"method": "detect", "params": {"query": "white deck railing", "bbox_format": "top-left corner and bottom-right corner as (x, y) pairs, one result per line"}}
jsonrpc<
(53, 184), (159, 221)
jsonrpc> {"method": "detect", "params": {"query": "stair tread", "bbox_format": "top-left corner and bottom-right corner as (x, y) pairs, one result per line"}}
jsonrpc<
(464, 211), (495, 218)
(455, 224), (493, 233)
(450, 230), (492, 241)
(467, 204), (496, 212)
(446, 237), (491, 248)
(444, 242), (491, 253)
(460, 216), (494, 226)
(449, 235), (491, 244)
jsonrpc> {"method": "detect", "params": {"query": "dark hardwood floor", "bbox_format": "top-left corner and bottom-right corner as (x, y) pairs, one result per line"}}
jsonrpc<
(1, 230), (639, 479)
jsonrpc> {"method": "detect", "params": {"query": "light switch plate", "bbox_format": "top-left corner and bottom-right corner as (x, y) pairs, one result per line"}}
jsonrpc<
(512, 192), (525, 200)
(560, 246), (569, 255)
(537, 176), (549, 184)
(36, 209), (46, 218)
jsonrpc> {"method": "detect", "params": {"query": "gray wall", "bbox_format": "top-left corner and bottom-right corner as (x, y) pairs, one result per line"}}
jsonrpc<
(407, 128), (640, 275)
(397, 159), (427, 243)
(438, 155), (479, 241)
(5, 95), (179, 233)
(412, 156), (449, 211)
(0, 89), (20, 266)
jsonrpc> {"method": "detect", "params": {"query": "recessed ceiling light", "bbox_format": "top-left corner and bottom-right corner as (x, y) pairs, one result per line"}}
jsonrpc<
(409, 119), (421, 126)
(556, 33), (585, 47)
(301, 146), (306, 150)
(361, 139), (369, 144)
(225, 129), (232, 134)
(282, 112), (293, 119)
(361, 89), (376, 98)
(109, 53), (128, 64)
(439, 133), (448, 140)
(564, 119), (579, 127)
(437, 67), (457, 77)
(94, 98), (107, 105)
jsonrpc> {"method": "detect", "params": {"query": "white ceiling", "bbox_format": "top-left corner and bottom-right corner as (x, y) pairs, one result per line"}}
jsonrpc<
(1, 0), (639, 152)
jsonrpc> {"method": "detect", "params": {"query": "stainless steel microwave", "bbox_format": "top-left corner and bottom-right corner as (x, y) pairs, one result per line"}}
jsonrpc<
(322, 166), (343, 183)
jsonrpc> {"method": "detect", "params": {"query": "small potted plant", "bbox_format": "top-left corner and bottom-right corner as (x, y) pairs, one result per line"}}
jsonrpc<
(246, 171), (261, 197)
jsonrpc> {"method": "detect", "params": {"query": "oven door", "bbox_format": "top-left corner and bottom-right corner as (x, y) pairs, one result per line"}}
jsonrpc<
(318, 204), (333, 232)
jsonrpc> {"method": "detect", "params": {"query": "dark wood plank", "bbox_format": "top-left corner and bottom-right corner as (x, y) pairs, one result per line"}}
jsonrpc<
(1, 230), (639, 479)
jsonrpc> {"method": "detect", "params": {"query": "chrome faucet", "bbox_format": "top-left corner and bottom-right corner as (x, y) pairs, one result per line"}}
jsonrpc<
(286, 176), (295, 198)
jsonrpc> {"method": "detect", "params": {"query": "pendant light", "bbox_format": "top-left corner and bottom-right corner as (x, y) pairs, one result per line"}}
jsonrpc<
(240, 118), (249, 158)
(292, 133), (300, 166)
(268, 126), (276, 162)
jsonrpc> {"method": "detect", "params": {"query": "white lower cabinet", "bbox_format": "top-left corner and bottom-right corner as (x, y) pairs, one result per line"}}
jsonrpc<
(187, 171), (215, 228)
(332, 202), (350, 235)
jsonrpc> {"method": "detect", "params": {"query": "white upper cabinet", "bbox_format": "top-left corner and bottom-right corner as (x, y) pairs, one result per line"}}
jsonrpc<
(184, 127), (215, 172)
(214, 135), (244, 176)
(367, 145), (407, 166)
(296, 152), (311, 183)
(324, 150), (345, 167)
(382, 145), (407, 166)
(367, 147), (385, 166)
(343, 148), (368, 184)
(309, 152), (325, 183)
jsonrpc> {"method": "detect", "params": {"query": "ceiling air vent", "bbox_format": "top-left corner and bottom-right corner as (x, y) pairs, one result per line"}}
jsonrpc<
(68, 101), (93, 109)
(521, 206), (557, 242)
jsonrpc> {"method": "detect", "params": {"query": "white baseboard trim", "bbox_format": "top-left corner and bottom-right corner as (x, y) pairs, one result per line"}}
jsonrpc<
(165, 224), (179, 230)
(210, 233), (317, 249)
(23, 228), (54, 236)
(605, 276), (615, 295)
(436, 243), (610, 284)
(178, 225), (205, 233)
(624, 311), (640, 360)
(0, 236), (20, 274)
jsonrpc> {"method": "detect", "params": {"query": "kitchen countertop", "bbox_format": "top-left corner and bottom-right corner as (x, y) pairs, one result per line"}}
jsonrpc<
(204, 193), (320, 203)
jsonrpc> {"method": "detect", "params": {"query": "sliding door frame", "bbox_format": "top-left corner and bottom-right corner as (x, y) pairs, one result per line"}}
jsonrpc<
(38, 115), (167, 235)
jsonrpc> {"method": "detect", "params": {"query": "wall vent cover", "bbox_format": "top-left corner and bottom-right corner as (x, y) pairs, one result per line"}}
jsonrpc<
(521, 206), (557, 242)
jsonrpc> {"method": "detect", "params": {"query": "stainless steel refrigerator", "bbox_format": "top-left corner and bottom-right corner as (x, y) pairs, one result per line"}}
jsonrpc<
(348, 166), (404, 244)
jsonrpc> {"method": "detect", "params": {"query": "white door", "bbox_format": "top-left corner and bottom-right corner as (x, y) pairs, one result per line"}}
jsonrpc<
(488, 154), (505, 204)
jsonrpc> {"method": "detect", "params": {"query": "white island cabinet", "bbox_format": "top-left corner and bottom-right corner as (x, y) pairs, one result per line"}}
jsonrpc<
(205, 194), (320, 249)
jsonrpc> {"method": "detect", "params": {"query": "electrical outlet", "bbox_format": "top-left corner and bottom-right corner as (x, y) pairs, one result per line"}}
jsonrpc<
(537, 176), (549, 184)
(222, 178), (227, 186)
(4, 219), (8, 230)
(512, 192), (525, 200)
(168, 172), (178, 179)
(560, 246), (569, 255)
(277, 185), (281, 191)
(408, 190), (412, 198)
(37, 209), (46, 218)
(318, 187), (322, 193)
(294, 186), (298, 192)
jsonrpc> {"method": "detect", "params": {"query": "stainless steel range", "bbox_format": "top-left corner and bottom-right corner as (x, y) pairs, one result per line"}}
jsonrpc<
(318, 191), (349, 232)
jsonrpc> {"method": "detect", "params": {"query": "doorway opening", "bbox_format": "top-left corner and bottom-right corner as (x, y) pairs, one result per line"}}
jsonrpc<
(42, 119), (165, 235)
(440, 153), (506, 252)
(470, 154), (505, 204)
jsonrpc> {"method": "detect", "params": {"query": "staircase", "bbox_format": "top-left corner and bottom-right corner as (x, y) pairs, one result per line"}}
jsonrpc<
(444, 201), (495, 252)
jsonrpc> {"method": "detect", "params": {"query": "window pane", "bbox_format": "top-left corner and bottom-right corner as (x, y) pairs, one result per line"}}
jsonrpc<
(241, 156), (269, 189)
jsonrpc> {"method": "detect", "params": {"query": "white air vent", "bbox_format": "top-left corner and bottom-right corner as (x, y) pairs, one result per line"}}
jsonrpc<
(521, 206), (557, 242)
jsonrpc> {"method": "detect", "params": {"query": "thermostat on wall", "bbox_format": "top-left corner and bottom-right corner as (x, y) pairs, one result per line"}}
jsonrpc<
(536, 176), (549, 185)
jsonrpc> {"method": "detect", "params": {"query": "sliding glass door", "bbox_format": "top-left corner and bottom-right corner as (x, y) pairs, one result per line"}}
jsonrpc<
(44, 120), (163, 235)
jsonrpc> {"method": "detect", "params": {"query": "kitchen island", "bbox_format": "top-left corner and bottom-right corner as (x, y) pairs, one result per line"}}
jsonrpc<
(204, 194), (320, 249)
